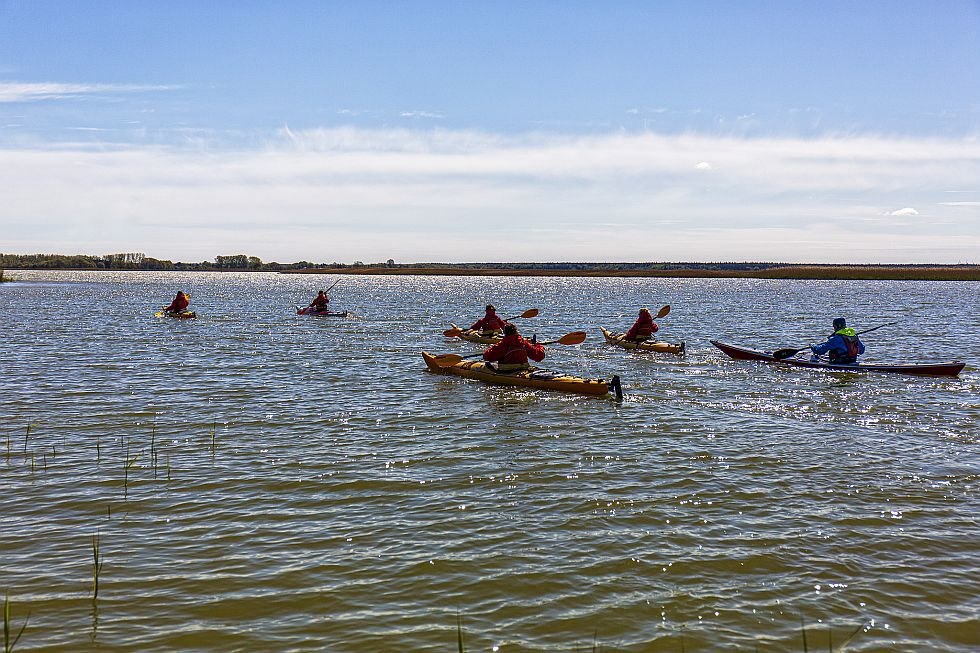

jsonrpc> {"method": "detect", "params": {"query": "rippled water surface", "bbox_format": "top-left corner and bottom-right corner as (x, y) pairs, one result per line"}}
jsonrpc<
(2, 271), (978, 651)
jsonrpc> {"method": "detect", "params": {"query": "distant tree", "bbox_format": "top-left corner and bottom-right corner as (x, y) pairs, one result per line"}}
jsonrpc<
(386, 259), (395, 267)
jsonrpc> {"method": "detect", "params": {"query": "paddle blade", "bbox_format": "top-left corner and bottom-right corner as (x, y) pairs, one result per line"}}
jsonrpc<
(556, 331), (587, 345)
(443, 328), (462, 337)
(154, 311), (164, 318)
(432, 353), (464, 367)
(655, 305), (670, 319)
(520, 308), (539, 319)
(772, 347), (803, 360)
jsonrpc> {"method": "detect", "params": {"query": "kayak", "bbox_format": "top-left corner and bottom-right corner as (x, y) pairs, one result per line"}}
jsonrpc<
(448, 323), (502, 344)
(422, 351), (623, 399)
(600, 327), (685, 355)
(296, 306), (352, 317)
(711, 340), (965, 377)
(157, 310), (196, 319)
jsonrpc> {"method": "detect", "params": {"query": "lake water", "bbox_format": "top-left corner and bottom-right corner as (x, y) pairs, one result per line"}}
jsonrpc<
(1, 271), (977, 651)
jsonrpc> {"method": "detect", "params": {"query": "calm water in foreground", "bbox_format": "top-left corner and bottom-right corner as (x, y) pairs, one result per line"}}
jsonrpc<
(1, 271), (978, 652)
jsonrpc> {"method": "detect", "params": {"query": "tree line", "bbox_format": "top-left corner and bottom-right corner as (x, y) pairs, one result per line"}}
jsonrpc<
(0, 253), (340, 271)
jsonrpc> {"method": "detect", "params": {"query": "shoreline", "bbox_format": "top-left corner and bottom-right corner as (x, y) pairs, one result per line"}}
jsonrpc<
(282, 265), (980, 281)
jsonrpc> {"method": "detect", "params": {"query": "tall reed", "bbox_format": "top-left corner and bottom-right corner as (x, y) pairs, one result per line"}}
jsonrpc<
(91, 533), (104, 601)
(3, 590), (29, 653)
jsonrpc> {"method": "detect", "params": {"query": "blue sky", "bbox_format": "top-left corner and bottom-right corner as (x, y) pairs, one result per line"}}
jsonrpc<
(2, 1), (979, 263)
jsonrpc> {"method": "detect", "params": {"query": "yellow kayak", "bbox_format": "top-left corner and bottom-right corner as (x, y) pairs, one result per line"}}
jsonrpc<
(422, 351), (622, 399)
(448, 323), (503, 344)
(600, 327), (684, 355)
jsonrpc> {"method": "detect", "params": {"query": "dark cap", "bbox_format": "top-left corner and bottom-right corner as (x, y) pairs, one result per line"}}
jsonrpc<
(833, 318), (846, 330)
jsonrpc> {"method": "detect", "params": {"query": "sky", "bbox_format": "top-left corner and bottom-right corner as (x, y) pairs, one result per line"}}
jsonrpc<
(1, 0), (979, 264)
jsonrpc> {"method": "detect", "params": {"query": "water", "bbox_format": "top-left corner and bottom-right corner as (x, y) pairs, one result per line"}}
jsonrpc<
(1, 271), (978, 651)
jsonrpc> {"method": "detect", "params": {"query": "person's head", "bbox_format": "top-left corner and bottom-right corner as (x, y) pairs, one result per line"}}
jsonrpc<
(176, 291), (185, 298)
(504, 324), (518, 336)
(833, 317), (847, 330)
(318, 290), (326, 296)
(639, 308), (651, 316)
(485, 304), (496, 313)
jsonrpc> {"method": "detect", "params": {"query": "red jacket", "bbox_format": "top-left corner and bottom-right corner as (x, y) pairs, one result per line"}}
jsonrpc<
(310, 294), (329, 310)
(470, 310), (507, 332)
(483, 334), (546, 364)
(166, 293), (189, 312)
(624, 313), (658, 341)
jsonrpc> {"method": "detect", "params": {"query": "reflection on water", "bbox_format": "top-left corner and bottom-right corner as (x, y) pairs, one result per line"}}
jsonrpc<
(1, 271), (978, 651)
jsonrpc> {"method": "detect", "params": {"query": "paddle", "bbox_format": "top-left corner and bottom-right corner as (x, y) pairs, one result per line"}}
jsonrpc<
(443, 308), (539, 337)
(431, 331), (587, 367)
(772, 321), (899, 360)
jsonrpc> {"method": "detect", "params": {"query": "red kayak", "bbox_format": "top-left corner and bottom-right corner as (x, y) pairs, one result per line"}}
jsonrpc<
(296, 306), (352, 317)
(711, 340), (965, 377)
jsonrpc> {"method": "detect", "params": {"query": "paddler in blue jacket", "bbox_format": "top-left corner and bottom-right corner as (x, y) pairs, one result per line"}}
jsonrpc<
(810, 318), (865, 364)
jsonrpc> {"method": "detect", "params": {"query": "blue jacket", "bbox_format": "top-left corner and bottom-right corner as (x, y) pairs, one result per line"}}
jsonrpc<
(811, 329), (865, 363)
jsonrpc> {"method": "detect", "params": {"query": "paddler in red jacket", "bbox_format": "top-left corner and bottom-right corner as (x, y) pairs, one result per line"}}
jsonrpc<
(624, 308), (659, 342)
(308, 290), (330, 312)
(470, 304), (508, 334)
(483, 324), (546, 367)
(164, 291), (190, 314)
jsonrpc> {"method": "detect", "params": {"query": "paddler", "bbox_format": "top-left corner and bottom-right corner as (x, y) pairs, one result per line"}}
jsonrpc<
(307, 290), (330, 313)
(623, 308), (659, 343)
(482, 324), (545, 369)
(164, 291), (190, 315)
(810, 317), (865, 364)
(469, 304), (508, 335)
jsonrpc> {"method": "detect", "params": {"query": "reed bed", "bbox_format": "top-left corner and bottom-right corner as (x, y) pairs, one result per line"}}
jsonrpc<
(293, 265), (980, 281)
(3, 419), (882, 652)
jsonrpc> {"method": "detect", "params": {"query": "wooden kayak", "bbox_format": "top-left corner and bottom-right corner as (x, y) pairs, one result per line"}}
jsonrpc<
(296, 306), (352, 317)
(711, 340), (965, 377)
(422, 351), (623, 399)
(448, 323), (503, 344)
(600, 327), (685, 355)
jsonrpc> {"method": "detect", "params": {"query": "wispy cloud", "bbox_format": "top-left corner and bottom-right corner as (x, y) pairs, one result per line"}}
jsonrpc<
(0, 82), (178, 103)
(1, 127), (978, 263)
(888, 207), (919, 216)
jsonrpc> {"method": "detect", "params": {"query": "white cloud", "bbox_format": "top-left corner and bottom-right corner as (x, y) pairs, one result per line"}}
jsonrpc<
(888, 207), (919, 216)
(0, 82), (177, 103)
(696, 161), (712, 170)
(0, 128), (978, 263)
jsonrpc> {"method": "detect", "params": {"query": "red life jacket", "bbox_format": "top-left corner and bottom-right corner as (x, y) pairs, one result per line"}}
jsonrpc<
(483, 334), (545, 364)
(625, 314), (658, 341)
(471, 311), (507, 332)
(168, 294), (189, 312)
(311, 295), (329, 310)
